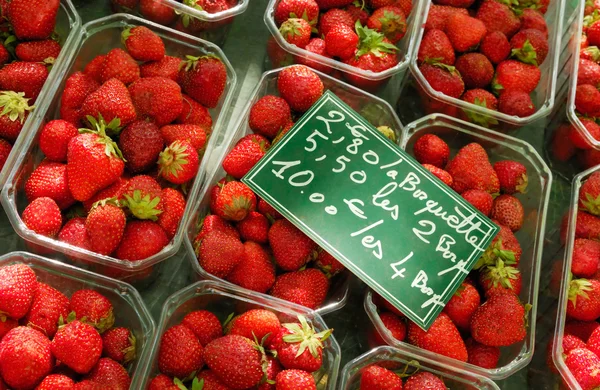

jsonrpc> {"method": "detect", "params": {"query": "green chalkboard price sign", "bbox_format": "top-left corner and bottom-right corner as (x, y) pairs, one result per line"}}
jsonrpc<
(242, 91), (499, 330)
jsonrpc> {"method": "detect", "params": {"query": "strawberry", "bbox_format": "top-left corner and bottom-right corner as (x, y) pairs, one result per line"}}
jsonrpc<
(446, 143), (500, 194)
(70, 289), (115, 333)
(405, 372), (446, 389)
(0, 91), (35, 142)
(159, 324), (204, 379)
(566, 320), (600, 342)
(565, 348), (600, 389)
(161, 124), (207, 152)
(194, 214), (240, 246)
(227, 309), (281, 346)
(140, 56), (182, 81)
(274, 369), (316, 390)
(587, 326), (600, 358)
(73, 379), (103, 389)
(15, 40), (61, 63)
(492, 60), (541, 94)
(490, 194), (524, 232)
(179, 55), (227, 109)
(0, 139), (10, 171)
(198, 229), (245, 278)
(359, 365), (402, 389)
(24, 282), (69, 338)
(552, 123), (577, 162)
(85, 357), (131, 389)
(0, 318), (17, 339)
(158, 140), (199, 184)
(0, 264), (37, 320)
(279, 18), (311, 48)
(568, 278), (600, 321)
(139, 0), (177, 25)
(325, 23), (360, 60)
(498, 90), (535, 117)
(60, 72), (100, 126)
(195, 370), (230, 389)
(39, 120), (79, 162)
(148, 374), (180, 390)
(52, 320), (102, 374)
(510, 28), (549, 65)
(176, 95), (213, 132)
(454, 53), (494, 89)
(479, 221), (522, 269)
(82, 177), (129, 212)
(128, 77), (183, 127)
(315, 250), (345, 277)
(471, 292), (527, 346)
(25, 161), (76, 210)
(408, 312), (468, 361)
(442, 281), (480, 330)
(270, 268), (329, 309)
(274, 0), (319, 25)
(258, 356), (282, 390)
(419, 63), (464, 98)
(122, 26), (165, 62)
(85, 200), (127, 256)
(80, 78), (137, 127)
(461, 189), (493, 216)
(181, 310), (223, 346)
(494, 160), (527, 194)
(319, 8), (354, 36)
(211, 180), (257, 221)
(367, 6), (406, 44)
(37, 374), (75, 389)
(277, 65), (324, 112)
(269, 219), (317, 271)
(236, 211), (269, 243)
(102, 327), (136, 365)
(577, 211), (600, 240)
(445, 13), (486, 52)
(223, 134), (270, 179)
(84, 55), (106, 83)
(59, 217), (92, 251)
(413, 134), (449, 168)
(0, 62), (49, 101)
(578, 58), (600, 87)
(424, 4), (468, 31)
(116, 220), (169, 260)
(258, 198), (283, 219)
(346, 3), (370, 26)
(581, 173), (600, 219)
(480, 31), (511, 65)
(422, 163), (453, 186)
(417, 29), (455, 65)
(374, 312), (406, 344)
(118, 120), (163, 173)
(100, 48), (140, 85)
(476, 0), (521, 39)
(575, 84), (600, 117)
(590, 21), (600, 47)
(479, 259), (522, 297)
(22, 197), (62, 238)
(0, 327), (53, 389)
(203, 335), (263, 389)
(581, 46), (600, 62)
(7, 0), (59, 40)
(157, 188), (186, 240)
(466, 338), (500, 369)
(267, 36), (295, 69)
(249, 95), (292, 139)
(316, 0), (354, 9)
(520, 9), (548, 37)
(121, 174), (163, 221)
(227, 241), (276, 293)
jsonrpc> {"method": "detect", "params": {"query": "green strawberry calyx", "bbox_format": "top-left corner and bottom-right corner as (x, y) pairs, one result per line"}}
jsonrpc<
(122, 189), (163, 221)
(431, 61), (461, 77)
(378, 10), (406, 39)
(180, 54), (221, 72)
(223, 195), (253, 221)
(583, 46), (600, 62)
(279, 18), (307, 42)
(481, 259), (520, 289)
(123, 333), (137, 365)
(475, 239), (517, 270)
(159, 140), (191, 178)
(581, 192), (600, 216)
(376, 125), (397, 143)
(584, 10), (600, 28)
(355, 20), (398, 58)
(511, 39), (538, 66)
(179, 0), (204, 27)
(0, 91), (34, 123)
(120, 26), (134, 46)
(396, 360), (421, 378)
(463, 98), (500, 128)
(568, 277), (593, 307)
(79, 115), (126, 161)
(516, 173), (528, 193)
(353, 0), (366, 10)
(282, 315), (332, 359)
(174, 377), (203, 390)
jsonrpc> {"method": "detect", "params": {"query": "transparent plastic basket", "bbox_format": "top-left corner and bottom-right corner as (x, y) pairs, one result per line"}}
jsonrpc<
(137, 279), (341, 390)
(0, 251), (155, 389)
(111, 0), (249, 46)
(362, 113), (551, 380)
(183, 65), (404, 315)
(398, 0), (566, 129)
(0, 13), (237, 284)
(0, 0), (81, 188)
(339, 345), (501, 389)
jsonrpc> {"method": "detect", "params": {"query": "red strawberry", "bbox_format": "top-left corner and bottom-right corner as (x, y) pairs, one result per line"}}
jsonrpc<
(80, 78), (137, 127)
(445, 13), (486, 52)
(478, 222), (522, 268)
(422, 163), (453, 186)
(368, 0), (394, 8)
(7, 0), (59, 40)
(446, 143), (500, 194)
(315, 250), (345, 277)
(578, 58), (600, 88)
(0, 318), (17, 339)
(84, 55), (106, 83)
(177, 95), (213, 132)
(236, 211), (269, 243)
(158, 140), (199, 184)
(520, 9), (548, 37)
(223, 134), (270, 179)
(227, 309), (281, 346)
(471, 292), (527, 346)
(490, 194), (524, 231)
(267, 36), (295, 69)
(408, 312), (468, 361)
(319, 8), (354, 36)
(139, 0), (177, 25)
(52, 320), (102, 374)
(275, 315), (331, 372)
(37, 374), (75, 389)
(359, 365), (402, 390)
(269, 219), (317, 271)
(274, 0), (319, 25)
(195, 370), (230, 390)
(492, 60), (540, 94)
(374, 312), (406, 344)
(424, 4), (468, 31)
(476, 0), (521, 39)
(296, 37), (335, 74)
(118, 120), (163, 173)
(454, 53), (494, 89)
(480, 31), (511, 65)
(102, 327), (136, 365)
(203, 335), (263, 389)
(122, 26), (165, 62)
(181, 310), (223, 346)
(25, 161), (76, 210)
(568, 278), (600, 321)
(442, 281), (480, 330)
(479, 260), (522, 297)
(367, 6), (406, 43)
(279, 18), (311, 48)
(316, 0), (353, 9)
(39, 120), (79, 162)
(466, 338), (500, 369)
(498, 90), (535, 117)
(417, 29), (455, 65)
(158, 324), (204, 379)
(494, 160), (527, 194)
(249, 95), (292, 139)
(258, 356), (282, 390)
(58, 217), (92, 251)
(211, 180), (257, 221)
(85, 357), (131, 389)
(581, 47), (600, 63)
(0, 139), (10, 171)
(157, 188), (186, 240)
(404, 372), (445, 389)
(413, 134), (449, 168)
(565, 348), (600, 389)
(128, 77), (183, 127)
(227, 241), (276, 293)
(100, 49), (140, 85)
(258, 198), (283, 219)
(270, 268), (329, 309)
(510, 28), (549, 65)
(275, 369), (316, 390)
(85, 200), (127, 256)
(566, 320), (600, 342)
(24, 282), (69, 338)
(194, 214), (240, 246)
(552, 123), (577, 162)
(179, 56), (227, 109)
(15, 40), (61, 63)
(0, 62), (49, 101)
(576, 84), (600, 117)
(82, 177), (129, 212)
(0, 91), (34, 142)
(198, 229), (245, 278)
(589, 21), (600, 46)
(70, 289), (114, 333)
(60, 72), (100, 126)
(461, 189), (493, 216)
(0, 327), (53, 389)
(161, 124), (207, 152)
(581, 173), (600, 219)
(587, 326), (600, 358)
(419, 63), (464, 98)
(22, 197), (62, 238)
(326, 23), (360, 60)
(573, 239), (600, 278)
(115, 220), (169, 260)
(277, 65), (324, 112)
(0, 264), (37, 320)
(140, 56), (182, 81)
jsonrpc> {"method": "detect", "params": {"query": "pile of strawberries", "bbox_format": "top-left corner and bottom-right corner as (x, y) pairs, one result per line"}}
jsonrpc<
(17, 26), (228, 266)
(193, 65), (349, 311)
(368, 133), (530, 369)
(416, 0), (550, 120)
(151, 308), (332, 389)
(359, 364), (448, 389)
(0, 0), (65, 171)
(0, 263), (138, 389)
(268, 0), (411, 90)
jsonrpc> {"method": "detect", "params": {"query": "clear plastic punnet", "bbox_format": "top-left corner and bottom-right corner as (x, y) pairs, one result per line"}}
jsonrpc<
(0, 13), (237, 284)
